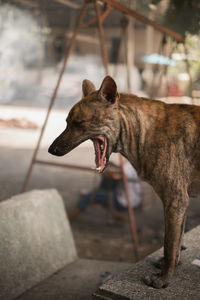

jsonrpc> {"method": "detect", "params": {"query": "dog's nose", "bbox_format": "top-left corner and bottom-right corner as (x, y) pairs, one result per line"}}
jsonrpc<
(48, 144), (62, 156)
(48, 144), (56, 155)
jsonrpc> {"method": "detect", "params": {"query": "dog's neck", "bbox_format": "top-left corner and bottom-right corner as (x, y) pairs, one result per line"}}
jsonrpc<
(117, 101), (142, 172)
(116, 94), (163, 174)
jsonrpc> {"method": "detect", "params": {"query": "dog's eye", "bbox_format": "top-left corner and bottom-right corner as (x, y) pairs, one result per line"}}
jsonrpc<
(72, 120), (84, 126)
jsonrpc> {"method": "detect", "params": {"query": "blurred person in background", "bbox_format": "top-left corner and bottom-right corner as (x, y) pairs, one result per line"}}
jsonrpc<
(68, 160), (141, 222)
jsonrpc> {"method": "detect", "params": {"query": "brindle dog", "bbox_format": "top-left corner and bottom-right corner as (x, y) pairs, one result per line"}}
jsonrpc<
(49, 76), (200, 288)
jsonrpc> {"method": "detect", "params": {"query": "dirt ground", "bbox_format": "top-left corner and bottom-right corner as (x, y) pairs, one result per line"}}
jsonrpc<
(1, 145), (200, 264)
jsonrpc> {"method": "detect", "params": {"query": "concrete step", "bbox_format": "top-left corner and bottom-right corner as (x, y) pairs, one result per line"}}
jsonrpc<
(94, 225), (200, 299)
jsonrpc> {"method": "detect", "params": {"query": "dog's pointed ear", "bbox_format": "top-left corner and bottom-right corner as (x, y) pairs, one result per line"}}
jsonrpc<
(98, 76), (118, 104)
(82, 79), (96, 98)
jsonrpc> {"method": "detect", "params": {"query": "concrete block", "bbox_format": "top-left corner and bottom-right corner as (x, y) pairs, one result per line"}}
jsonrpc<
(0, 189), (77, 300)
(94, 226), (200, 299)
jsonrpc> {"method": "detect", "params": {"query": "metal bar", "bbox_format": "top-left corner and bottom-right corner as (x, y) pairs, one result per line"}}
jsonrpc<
(126, 0), (136, 93)
(15, 0), (39, 8)
(55, 0), (81, 9)
(81, 16), (98, 29)
(113, 16), (127, 78)
(122, 16), (131, 92)
(35, 159), (95, 173)
(183, 43), (193, 99)
(119, 155), (139, 260)
(65, 32), (99, 44)
(149, 35), (166, 97)
(99, 0), (184, 43)
(100, 4), (111, 23)
(21, 2), (89, 192)
(81, 4), (111, 29)
(94, 0), (109, 75)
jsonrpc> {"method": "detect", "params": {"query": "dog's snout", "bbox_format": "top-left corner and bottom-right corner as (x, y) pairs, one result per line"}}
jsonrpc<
(48, 144), (63, 156)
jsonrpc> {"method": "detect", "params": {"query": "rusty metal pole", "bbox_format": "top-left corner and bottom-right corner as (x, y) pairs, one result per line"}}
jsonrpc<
(183, 43), (193, 100)
(22, 2), (89, 192)
(120, 155), (139, 260)
(126, 0), (136, 93)
(94, 0), (109, 75)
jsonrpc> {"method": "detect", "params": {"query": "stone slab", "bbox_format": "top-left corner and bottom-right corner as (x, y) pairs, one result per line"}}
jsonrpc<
(94, 226), (200, 299)
(0, 189), (77, 300)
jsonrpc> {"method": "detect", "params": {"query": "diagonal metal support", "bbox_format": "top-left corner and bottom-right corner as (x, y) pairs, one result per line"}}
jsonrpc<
(99, 0), (184, 42)
(81, 3), (111, 29)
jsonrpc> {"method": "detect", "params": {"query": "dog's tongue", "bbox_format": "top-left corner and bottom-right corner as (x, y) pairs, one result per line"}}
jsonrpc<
(92, 136), (107, 173)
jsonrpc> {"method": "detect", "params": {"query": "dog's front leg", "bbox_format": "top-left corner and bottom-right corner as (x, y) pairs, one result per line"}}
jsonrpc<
(153, 212), (187, 270)
(144, 193), (189, 288)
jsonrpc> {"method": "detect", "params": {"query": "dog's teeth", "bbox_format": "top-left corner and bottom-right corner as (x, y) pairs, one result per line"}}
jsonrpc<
(91, 166), (101, 172)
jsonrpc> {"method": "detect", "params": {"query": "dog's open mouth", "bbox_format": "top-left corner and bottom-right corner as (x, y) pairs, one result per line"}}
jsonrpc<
(91, 135), (108, 173)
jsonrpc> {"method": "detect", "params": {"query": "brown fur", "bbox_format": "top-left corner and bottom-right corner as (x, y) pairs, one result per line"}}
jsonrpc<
(49, 76), (200, 288)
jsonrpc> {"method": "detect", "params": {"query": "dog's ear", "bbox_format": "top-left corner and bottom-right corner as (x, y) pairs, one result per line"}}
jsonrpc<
(98, 76), (118, 104)
(82, 79), (96, 98)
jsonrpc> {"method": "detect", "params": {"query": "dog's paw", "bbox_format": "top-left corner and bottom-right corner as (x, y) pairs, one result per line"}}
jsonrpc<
(143, 273), (169, 289)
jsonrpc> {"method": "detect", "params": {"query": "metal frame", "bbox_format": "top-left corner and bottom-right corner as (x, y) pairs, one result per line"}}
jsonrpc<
(22, 0), (185, 260)
(100, 0), (184, 42)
